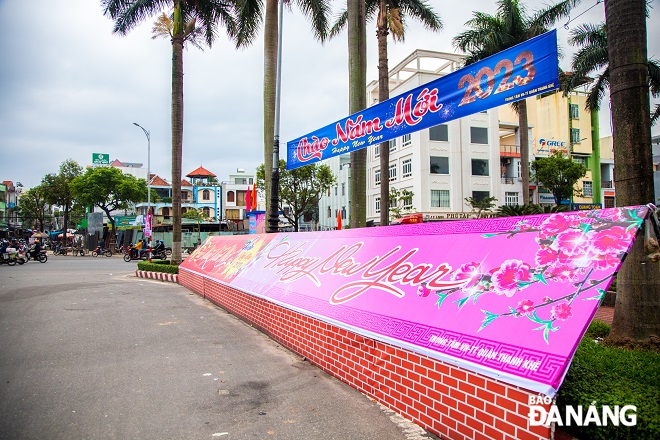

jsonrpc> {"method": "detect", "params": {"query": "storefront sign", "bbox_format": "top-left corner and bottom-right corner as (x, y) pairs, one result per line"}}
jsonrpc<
(287, 30), (559, 170)
(92, 153), (110, 165)
(572, 203), (602, 211)
(180, 206), (648, 396)
(536, 138), (569, 155)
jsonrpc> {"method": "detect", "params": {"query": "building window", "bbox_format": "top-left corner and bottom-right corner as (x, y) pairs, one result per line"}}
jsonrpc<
(571, 128), (581, 143)
(202, 189), (210, 200)
(389, 138), (397, 152)
(430, 156), (449, 174)
(327, 206), (331, 218)
(402, 133), (412, 147)
(374, 144), (380, 158)
(375, 168), (381, 186)
(402, 158), (412, 178)
(227, 191), (235, 203)
(505, 192), (519, 206)
(573, 156), (586, 166)
(604, 196), (615, 208)
(249, 178), (254, 184)
(334, 186), (338, 196)
(203, 207), (211, 217)
(226, 209), (240, 220)
(235, 178), (247, 184)
(375, 197), (381, 213)
(431, 190), (450, 208)
(472, 191), (490, 203)
(341, 207), (346, 219)
(470, 127), (488, 144)
(162, 207), (170, 219)
(429, 124), (448, 142)
(389, 164), (397, 182)
(570, 103), (580, 119)
(236, 190), (246, 206)
(403, 192), (413, 209)
(583, 181), (593, 197)
(341, 183), (345, 196)
(471, 159), (489, 176)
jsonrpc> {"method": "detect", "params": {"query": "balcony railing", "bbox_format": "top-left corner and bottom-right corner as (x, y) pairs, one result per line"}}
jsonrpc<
(500, 145), (520, 156)
(501, 177), (515, 184)
(601, 180), (613, 189)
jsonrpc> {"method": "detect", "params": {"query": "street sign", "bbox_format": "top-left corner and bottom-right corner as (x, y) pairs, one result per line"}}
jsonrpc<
(92, 153), (110, 165)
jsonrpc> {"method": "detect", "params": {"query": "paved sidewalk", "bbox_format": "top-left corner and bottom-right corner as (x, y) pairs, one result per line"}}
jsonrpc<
(593, 306), (614, 325)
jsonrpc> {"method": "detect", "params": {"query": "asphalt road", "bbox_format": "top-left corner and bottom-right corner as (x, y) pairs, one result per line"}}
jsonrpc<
(0, 255), (438, 440)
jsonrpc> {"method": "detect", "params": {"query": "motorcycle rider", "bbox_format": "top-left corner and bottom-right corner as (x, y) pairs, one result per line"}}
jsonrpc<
(30, 238), (42, 260)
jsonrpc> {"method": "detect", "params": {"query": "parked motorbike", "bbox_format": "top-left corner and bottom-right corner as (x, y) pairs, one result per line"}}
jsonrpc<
(91, 246), (112, 257)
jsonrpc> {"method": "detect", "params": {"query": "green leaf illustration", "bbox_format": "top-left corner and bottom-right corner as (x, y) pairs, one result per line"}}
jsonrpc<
(533, 272), (549, 285)
(453, 296), (470, 309)
(479, 310), (499, 331)
(583, 288), (606, 302)
(580, 222), (592, 233)
(436, 292), (449, 309)
(481, 233), (498, 238)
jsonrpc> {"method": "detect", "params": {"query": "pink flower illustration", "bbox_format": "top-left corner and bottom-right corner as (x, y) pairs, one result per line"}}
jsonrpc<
(542, 296), (552, 303)
(552, 230), (589, 256)
(547, 263), (583, 283)
(450, 261), (482, 288)
(491, 259), (532, 297)
(515, 299), (535, 315)
(540, 214), (573, 236)
(551, 302), (573, 320)
(535, 247), (558, 266)
(591, 252), (621, 270)
(590, 226), (634, 254)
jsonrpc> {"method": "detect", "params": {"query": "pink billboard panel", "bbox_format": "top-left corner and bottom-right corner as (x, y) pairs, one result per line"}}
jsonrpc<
(179, 206), (649, 396)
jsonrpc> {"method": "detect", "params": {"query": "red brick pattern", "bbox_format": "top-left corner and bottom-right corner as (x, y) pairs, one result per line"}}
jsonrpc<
(179, 270), (551, 440)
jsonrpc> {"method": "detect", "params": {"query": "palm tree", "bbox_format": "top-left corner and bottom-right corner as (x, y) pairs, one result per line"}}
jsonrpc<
(256, 0), (331, 224)
(453, 0), (580, 205)
(567, 22), (660, 124)
(604, 0), (660, 340)
(331, 0), (442, 226)
(102, 0), (251, 264)
(348, 0), (368, 228)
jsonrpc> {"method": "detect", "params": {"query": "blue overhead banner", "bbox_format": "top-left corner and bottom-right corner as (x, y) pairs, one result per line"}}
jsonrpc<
(287, 30), (559, 170)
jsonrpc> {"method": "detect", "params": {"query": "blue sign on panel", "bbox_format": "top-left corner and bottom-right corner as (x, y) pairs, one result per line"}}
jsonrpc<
(287, 30), (559, 170)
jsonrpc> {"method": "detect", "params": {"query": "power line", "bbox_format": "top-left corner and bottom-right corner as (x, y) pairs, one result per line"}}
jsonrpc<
(564, 0), (604, 30)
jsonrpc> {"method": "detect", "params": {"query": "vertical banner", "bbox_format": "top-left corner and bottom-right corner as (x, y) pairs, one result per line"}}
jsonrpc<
(144, 210), (152, 238)
(287, 30), (558, 170)
(180, 206), (648, 396)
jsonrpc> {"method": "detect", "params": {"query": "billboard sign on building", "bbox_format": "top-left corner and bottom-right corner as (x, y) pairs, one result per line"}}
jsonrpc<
(180, 206), (648, 396)
(287, 30), (559, 170)
(92, 153), (110, 165)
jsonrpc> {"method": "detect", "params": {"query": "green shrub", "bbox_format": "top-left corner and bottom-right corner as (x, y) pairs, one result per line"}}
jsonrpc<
(137, 261), (179, 274)
(556, 322), (660, 439)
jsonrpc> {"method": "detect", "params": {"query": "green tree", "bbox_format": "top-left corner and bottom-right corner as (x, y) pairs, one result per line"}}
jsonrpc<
(347, 0), (368, 228)
(388, 187), (415, 220)
(464, 195), (498, 218)
(331, 0), (442, 226)
(453, 0), (580, 205)
(531, 152), (587, 206)
(256, 160), (336, 232)
(70, 166), (148, 238)
(182, 207), (208, 241)
(258, 0), (331, 220)
(566, 21), (660, 124)
(605, 0), (660, 341)
(102, 0), (255, 264)
(16, 186), (50, 231)
(41, 159), (83, 244)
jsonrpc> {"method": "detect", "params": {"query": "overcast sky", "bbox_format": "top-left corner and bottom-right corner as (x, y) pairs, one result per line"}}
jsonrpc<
(1, 0), (658, 189)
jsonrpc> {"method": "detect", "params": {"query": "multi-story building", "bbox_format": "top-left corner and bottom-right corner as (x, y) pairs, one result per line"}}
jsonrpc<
(224, 169), (255, 221)
(318, 154), (351, 230)
(0, 182), (6, 233)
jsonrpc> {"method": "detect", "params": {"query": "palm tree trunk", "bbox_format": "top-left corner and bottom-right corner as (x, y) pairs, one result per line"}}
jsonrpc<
(377, 0), (390, 226)
(263, 0), (278, 218)
(606, 0), (660, 340)
(348, 0), (367, 228)
(171, 33), (184, 264)
(518, 100), (530, 205)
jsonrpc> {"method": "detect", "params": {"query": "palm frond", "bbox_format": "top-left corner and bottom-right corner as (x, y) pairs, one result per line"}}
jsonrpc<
(651, 104), (660, 126)
(233, 0), (263, 48)
(294, 0), (332, 42)
(329, 9), (348, 38)
(568, 22), (606, 47)
(529, 0), (580, 31)
(399, 0), (443, 32)
(648, 58), (660, 96)
(152, 12), (174, 40)
(584, 68), (609, 111)
(571, 44), (608, 76)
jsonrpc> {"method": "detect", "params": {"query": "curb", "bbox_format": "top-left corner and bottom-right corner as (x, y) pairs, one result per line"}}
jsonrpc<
(135, 270), (179, 283)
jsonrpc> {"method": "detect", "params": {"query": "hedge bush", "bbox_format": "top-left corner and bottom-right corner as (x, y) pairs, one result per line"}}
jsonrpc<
(137, 260), (179, 274)
(556, 321), (660, 440)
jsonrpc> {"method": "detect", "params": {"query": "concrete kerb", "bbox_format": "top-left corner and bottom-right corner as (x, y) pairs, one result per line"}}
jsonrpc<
(135, 270), (178, 283)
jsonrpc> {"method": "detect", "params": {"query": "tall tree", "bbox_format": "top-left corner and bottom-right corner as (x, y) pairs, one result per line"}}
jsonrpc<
(70, 166), (148, 236)
(605, 0), (660, 340)
(41, 159), (83, 246)
(566, 21), (660, 124)
(256, 160), (336, 231)
(253, 0), (331, 221)
(16, 186), (49, 232)
(531, 152), (586, 205)
(331, 0), (442, 226)
(453, 0), (580, 205)
(348, 0), (368, 228)
(102, 0), (251, 264)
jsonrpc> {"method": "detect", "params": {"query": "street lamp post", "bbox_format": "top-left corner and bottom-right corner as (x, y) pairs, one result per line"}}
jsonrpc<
(133, 123), (151, 259)
(268, 0), (284, 233)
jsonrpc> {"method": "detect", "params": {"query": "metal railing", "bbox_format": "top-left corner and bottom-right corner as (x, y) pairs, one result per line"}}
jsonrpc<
(601, 180), (613, 188)
(500, 145), (520, 155)
(501, 177), (515, 184)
